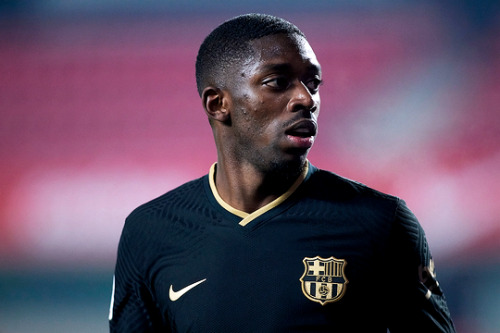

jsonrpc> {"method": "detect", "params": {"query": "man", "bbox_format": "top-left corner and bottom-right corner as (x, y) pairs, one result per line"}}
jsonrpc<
(109, 13), (455, 332)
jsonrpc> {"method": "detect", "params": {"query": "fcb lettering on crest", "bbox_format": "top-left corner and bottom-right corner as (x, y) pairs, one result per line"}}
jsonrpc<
(300, 256), (348, 305)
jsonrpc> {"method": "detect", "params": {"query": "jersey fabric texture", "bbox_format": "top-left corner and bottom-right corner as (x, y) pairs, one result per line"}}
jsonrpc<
(110, 162), (455, 332)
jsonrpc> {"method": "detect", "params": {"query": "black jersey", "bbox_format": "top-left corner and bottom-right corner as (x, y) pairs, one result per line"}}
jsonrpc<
(109, 163), (455, 332)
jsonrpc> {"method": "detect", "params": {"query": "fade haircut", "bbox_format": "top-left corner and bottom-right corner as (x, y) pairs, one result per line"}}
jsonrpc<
(195, 13), (305, 96)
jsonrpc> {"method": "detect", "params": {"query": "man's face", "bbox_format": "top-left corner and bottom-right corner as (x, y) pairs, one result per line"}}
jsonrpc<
(224, 33), (322, 173)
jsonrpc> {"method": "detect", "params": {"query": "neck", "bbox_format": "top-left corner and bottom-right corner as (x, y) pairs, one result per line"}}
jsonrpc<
(213, 158), (306, 213)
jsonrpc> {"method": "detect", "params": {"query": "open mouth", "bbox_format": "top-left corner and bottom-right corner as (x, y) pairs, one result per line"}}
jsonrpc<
(285, 120), (317, 138)
(284, 119), (317, 149)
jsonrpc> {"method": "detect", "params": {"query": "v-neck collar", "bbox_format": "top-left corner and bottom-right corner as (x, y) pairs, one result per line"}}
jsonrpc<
(208, 162), (309, 226)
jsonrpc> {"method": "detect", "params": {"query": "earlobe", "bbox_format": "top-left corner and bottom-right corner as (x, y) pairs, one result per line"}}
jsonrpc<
(202, 86), (230, 123)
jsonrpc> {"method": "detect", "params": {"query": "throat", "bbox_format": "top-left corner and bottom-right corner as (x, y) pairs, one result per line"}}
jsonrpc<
(213, 161), (306, 214)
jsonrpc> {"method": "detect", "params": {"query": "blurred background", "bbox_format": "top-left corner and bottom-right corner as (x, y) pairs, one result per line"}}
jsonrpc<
(0, 0), (499, 332)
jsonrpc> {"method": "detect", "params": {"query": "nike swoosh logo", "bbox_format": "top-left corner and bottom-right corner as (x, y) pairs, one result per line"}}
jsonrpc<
(169, 278), (207, 301)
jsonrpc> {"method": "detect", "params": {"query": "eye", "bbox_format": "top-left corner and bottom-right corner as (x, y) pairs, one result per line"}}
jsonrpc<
(263, 77), (291, 90)
(305, 77), (323, 93)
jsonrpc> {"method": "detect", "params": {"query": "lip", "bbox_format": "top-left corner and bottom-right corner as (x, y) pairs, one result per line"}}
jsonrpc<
(285, 119), (318, 137)
(285, 119), (317, 149)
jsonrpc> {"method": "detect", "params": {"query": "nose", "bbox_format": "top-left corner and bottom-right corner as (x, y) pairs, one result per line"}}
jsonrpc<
(287, 81), (318, 113)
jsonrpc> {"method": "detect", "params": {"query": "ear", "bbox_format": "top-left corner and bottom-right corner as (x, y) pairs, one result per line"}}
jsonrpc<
(201, 86), (230, 123)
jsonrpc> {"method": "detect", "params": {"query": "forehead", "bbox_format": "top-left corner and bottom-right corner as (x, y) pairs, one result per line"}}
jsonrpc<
(245, 33), (320, 74)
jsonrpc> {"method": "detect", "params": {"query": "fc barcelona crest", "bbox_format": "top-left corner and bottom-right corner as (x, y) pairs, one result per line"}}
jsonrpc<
(300, 256), (348, 305)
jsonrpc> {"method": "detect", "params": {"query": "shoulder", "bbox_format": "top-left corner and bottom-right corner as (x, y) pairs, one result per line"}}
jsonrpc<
(311, 169), (423, 239)
(115, 175), (209, 275)
(297, 165), (408, 239)
(306, 165), (400, 207)
(123, 175), (207, 233)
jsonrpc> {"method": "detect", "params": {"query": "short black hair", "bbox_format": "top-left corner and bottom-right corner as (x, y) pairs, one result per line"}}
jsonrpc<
(195, 13), (305, 96)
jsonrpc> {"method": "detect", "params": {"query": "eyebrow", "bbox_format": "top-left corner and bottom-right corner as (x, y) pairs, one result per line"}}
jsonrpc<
(259, 62), (322, 75)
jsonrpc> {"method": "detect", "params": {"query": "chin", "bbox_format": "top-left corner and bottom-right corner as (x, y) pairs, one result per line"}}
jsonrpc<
(269, 154), (308, 177)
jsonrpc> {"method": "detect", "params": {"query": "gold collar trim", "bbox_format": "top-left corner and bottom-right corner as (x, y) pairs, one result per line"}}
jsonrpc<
(208, 162), (308, 226)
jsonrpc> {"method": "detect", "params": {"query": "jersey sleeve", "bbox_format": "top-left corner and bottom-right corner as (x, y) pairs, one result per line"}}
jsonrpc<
(386, 199), (456, 333)
(109, 217), (169, 333)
